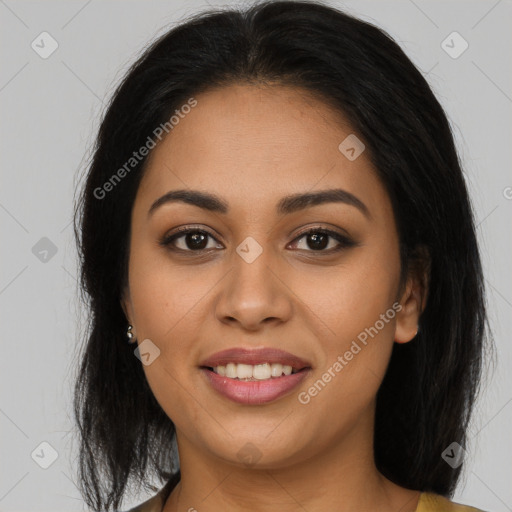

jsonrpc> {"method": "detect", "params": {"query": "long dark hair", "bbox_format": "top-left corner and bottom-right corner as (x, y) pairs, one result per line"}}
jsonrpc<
(72, 1), (491, 509)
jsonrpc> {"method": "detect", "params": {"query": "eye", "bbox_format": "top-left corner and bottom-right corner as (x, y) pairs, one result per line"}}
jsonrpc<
(160, 227), (222, 252)
(159, 226), (356, 254)
(289, 227), (356, 253)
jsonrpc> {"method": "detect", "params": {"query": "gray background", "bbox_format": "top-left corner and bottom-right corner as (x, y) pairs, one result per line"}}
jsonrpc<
(0, 0), (511, 510)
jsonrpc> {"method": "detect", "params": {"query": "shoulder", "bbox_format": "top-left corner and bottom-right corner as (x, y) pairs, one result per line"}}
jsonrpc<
(417, 492), (490, 512)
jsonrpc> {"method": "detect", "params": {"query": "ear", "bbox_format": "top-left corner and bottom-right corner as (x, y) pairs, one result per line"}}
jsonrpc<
(394, 246), (430, 344)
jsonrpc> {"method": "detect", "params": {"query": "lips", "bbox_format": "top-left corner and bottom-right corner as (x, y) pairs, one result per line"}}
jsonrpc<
(201, 367), (311, 404)
(199, 347), (312, 405)
(199, 347), (311, 370)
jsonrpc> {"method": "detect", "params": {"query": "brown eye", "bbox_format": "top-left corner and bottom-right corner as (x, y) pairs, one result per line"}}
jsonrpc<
(290, 228), (356, 253)
(160, 228), (222, 252)
(160, 226), (356, 255)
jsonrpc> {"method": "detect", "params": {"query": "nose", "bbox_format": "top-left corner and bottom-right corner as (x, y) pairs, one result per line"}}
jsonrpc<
(214, 242), (293, 332)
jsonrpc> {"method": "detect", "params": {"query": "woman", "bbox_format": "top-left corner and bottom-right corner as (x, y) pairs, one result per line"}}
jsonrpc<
(72, 1), (492, 511)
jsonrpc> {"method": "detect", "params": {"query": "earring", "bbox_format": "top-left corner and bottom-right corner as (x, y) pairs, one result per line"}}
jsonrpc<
(126, 324), (137, 344)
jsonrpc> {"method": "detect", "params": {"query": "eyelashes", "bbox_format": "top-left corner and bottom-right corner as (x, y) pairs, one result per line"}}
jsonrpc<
(160, 227), (223, 253)
(288, 227), (356, 253)
(159, 226), (357, 256)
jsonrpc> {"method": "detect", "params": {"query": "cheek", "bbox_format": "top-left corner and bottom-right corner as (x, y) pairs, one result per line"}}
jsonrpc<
(291, 239), (399, 393)
(128, 243), (206, 341)
(128, 249), (207, 426)
(293, 247), (400, 340)
(297, 277), (397, 431)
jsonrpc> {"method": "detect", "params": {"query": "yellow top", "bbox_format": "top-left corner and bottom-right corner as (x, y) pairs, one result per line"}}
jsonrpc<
(125, 487), (488, 512)
(417, 493), (487, 511)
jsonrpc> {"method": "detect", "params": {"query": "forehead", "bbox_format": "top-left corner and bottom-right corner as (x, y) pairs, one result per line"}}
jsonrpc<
(136, 83), (389, 218)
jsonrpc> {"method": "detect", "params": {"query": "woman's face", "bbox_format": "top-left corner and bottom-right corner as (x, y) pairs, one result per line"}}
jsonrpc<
(121, 83), (421, 469)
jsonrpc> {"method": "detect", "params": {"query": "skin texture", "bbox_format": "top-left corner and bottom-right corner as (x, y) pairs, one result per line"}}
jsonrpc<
(121, 84), (427, 512)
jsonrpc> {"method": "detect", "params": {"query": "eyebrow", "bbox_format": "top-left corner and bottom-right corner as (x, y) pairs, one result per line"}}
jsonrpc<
(148, 188), (371, 219)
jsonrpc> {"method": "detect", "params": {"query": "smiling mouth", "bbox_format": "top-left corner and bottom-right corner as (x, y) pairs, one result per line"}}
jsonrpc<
(202, 362), (308, 381)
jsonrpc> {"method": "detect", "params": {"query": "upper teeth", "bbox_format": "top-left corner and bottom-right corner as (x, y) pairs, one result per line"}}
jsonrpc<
(213, 363), (297, 380)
